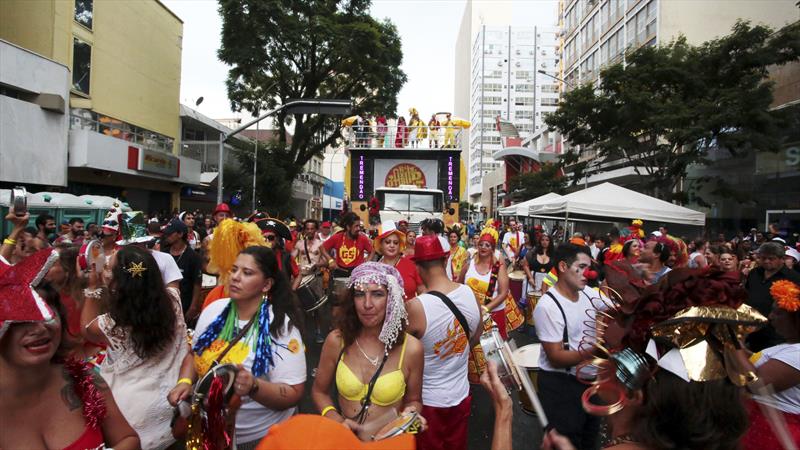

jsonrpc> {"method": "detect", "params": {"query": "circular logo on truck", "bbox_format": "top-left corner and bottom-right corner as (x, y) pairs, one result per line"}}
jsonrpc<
(385, 163), (426, 188)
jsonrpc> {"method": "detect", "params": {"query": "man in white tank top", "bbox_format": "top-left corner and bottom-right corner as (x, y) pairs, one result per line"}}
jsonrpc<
(405, 235), (482, 450)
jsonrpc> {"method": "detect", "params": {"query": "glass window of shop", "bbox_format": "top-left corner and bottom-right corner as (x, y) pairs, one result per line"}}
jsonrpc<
(74, 0), (93, 29)
(72, 38), (91, 95)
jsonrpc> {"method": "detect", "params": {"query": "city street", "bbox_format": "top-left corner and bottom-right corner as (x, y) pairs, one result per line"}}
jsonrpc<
(296, 305), (544, 449)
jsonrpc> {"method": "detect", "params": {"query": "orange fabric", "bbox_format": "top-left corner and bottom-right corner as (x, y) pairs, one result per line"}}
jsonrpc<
(202, 284), (226, 310)
(256, 414), (415, 450)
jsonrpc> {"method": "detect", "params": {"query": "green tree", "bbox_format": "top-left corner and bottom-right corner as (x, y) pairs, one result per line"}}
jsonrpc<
(223, 140), (296, 217)
(217, 0), (406, 210)
(507, 162), (567, 202)
(546, 21), (800, 201)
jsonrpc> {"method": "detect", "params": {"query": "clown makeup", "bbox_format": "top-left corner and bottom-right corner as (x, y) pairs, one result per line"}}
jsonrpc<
(560, 253), (591, 291)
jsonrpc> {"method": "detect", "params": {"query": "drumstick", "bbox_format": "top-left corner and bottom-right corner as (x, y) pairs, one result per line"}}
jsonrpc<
(508, 341), (549, 429)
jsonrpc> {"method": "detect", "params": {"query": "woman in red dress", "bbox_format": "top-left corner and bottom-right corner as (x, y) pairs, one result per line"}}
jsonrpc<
(374, 220), (423, 300)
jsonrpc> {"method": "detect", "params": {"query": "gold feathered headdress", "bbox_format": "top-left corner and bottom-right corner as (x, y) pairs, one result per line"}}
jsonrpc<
(208, 219), (266, 285)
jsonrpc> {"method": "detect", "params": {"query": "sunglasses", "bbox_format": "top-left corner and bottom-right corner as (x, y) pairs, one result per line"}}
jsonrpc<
(266, 235), (276, 241)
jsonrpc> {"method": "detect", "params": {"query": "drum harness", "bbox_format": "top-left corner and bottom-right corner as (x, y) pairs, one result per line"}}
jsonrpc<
(541, 290), (592, 373)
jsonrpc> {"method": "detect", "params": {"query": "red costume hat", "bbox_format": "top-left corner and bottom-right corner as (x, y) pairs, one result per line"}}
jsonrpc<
(411, 234), (449, 262)
(0, 248), (59, 338)
(213, 203), (232, 215)
(321, 221), (332, 228)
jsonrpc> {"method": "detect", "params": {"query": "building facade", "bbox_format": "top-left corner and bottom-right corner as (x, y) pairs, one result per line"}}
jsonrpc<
(0, 0), (199, 214)
(557, 0), (800, 233)
(468, 25), (559, 201)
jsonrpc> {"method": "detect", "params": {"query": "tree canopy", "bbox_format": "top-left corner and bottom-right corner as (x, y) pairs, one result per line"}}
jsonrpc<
(217, 0), (407, 211)
(507, 162), (567, 203)
(545, 21), (800, 201)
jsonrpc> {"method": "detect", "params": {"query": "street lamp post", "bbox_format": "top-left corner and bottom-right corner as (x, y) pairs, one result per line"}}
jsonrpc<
(537, 69), (576, 88)
(216, 99), (352, 204)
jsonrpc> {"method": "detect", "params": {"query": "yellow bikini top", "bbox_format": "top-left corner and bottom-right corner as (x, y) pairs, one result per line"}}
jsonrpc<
(336, 335), (408, 407)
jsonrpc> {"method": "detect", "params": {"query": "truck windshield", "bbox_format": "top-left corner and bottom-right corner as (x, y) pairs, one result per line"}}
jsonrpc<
(379, 191), (442, 212)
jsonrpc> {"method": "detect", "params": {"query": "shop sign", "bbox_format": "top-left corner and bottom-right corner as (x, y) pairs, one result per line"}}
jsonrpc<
(128, 146), (180, 177)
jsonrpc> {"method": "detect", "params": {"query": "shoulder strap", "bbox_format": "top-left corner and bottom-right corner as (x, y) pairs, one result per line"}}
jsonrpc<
(486, 262), (500, 301)
(543, 291), (569, 350)
(353, 352), (389, 425)
(303, 238), (312, 265)
(427, 290), (471, 343)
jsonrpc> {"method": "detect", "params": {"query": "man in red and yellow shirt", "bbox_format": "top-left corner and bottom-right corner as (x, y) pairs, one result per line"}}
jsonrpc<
(321, 212), (373, 276)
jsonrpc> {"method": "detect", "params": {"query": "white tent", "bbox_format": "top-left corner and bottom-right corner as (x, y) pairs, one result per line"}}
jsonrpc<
(498, 192), (563, 216)
(527, 182), (705, 226)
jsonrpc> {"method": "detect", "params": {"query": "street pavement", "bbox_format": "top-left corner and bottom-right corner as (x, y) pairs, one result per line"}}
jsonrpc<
(297, 303), (544, 450)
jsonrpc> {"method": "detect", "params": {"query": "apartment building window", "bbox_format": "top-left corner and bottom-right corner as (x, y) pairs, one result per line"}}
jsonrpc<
(488, 70), (503, 78)
(481, 96), (502, 105)
(516, 84), (535, 93)
(516, 70), (533, 80)
(72, 38), (91, 95)
(541, 84), (559, 94)
(515, 97), (535, 106)
(75, 0), (93, 29)
(541, 98), (560, 106)
(515, 110), (534, 119)
(483, 83), (502, 92)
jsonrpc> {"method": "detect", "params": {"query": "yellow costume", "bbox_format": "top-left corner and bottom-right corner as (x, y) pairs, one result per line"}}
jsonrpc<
(442, 116), (456, 148)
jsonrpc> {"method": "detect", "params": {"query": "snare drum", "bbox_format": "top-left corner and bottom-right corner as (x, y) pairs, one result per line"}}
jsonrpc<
(297, 274), (327, 312)
(513, 344), (541, 415)
(78, 240), (105, 273)
(193, 363), (239, 406)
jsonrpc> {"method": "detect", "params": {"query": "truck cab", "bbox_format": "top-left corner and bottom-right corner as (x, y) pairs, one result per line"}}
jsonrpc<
(376, 185), (445, 230)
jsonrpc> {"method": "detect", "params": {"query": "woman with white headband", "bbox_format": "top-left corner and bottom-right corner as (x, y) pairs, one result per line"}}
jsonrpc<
(312, 262), (425, 441)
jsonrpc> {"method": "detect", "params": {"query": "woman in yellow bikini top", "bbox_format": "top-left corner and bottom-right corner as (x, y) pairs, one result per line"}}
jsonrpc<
(312, 262), (425, 441)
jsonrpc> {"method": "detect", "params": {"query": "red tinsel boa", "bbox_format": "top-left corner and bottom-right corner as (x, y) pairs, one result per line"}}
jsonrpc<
(64, 357), (107, 429)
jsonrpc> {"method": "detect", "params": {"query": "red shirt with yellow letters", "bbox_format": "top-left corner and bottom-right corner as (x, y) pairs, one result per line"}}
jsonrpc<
(322, 231), (372, 269)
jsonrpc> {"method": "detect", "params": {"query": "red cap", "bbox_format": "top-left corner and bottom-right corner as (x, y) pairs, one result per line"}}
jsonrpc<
(213, 203), (232, 215)
(411, 234), (449, 262)
(398, 220), (409, 226)
(321, 221), (332, 228)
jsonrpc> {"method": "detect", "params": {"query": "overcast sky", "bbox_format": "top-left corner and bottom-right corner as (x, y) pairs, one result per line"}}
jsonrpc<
(162, 0), (558, 127)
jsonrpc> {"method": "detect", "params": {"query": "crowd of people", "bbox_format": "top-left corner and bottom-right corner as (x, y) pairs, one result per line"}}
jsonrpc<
(1, 201), (798, 450)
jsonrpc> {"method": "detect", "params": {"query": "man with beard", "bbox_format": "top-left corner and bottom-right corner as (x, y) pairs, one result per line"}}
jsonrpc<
(161, 217), (202, 324)
(320, 212), (373, 277)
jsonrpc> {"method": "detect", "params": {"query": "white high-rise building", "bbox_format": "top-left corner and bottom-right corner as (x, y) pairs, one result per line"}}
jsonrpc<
(466, 25), (559, 199)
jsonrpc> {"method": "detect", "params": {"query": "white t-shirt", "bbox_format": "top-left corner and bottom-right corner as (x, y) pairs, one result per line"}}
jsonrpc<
(533, 286), (601, 375)
(418, 285), (481, 407)
(502, 231), (525, 258)
(752, 343), (800, 414)
(150, 249), (183, 286)
(194, 299), (307, 444)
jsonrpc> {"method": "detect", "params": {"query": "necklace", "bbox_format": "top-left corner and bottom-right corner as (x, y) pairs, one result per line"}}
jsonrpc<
(355, 339), (381, 366)
(603, 434), (638, 448)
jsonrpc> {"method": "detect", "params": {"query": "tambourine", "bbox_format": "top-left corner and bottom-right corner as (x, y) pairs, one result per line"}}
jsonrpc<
(194, 363), (238, 405)
(372, 411), (423, 440)
(78, 240), (105, 273)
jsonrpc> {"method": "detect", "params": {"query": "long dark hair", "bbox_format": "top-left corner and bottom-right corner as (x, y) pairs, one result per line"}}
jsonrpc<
(637, 370), (747, 450)
(108, 246), (176, 359)
(535, 233), (554, 256)
(239, 246), (303, 338)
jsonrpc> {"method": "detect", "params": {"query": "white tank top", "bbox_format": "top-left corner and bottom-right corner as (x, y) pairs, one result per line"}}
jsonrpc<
(418, 285), (481, 407)
(688, 251), (702, 268)
(464, 259), (504, 312)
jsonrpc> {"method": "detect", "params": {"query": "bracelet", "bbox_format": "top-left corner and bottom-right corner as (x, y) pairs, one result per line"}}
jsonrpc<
(177, 378), (193, 386)
(249, 379), (260, 395)
(83, 288), (103, 299)
(3, 238), (16, 246)
(321, 405), (337, 417)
